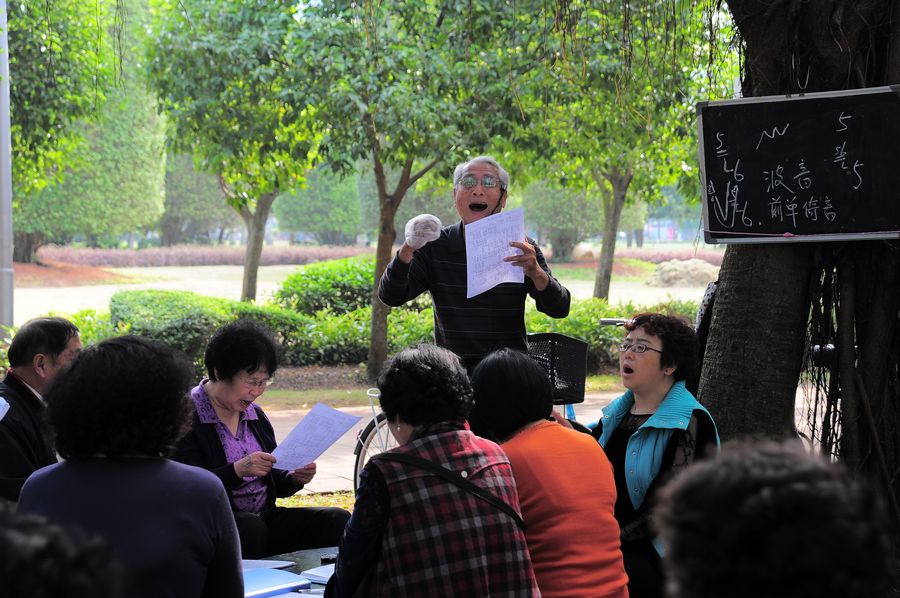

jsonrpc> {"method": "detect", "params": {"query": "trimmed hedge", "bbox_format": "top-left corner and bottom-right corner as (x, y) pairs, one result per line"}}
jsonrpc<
(274, 256), (375, 315)
(274, 255), (432, 316)
(105, 289), (696, 375)
(108, 290), (435, 371)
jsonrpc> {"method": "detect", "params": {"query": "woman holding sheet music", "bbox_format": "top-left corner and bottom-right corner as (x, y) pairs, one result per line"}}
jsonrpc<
(173, 320), (349, 559)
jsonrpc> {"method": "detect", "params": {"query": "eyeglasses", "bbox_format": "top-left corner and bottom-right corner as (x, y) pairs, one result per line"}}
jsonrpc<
(459, 173), (501, 190)
(240, 375), (274, 389)
(617, 342), (663, 354)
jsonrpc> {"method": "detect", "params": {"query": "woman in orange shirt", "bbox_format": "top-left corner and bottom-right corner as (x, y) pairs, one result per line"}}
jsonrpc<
(472, 348), (629, 598)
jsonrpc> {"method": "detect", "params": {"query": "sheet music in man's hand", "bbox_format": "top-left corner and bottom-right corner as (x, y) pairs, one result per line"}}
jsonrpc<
(464, 208), (526, 298)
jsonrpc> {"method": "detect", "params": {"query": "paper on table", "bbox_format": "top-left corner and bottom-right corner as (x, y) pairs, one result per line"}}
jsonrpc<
(271, 403), (362, 471)
(300, 564), (335, 584)
(464, 207), (526, 298)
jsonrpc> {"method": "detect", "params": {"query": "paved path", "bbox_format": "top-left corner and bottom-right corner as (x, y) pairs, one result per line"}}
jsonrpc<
(272, 392), (620, 494)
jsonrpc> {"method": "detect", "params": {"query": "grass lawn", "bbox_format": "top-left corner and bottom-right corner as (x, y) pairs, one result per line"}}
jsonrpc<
(586, 373), (623, 393)
(279, 491), (356, 512)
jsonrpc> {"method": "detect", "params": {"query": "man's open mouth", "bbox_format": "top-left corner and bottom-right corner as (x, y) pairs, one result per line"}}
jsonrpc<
(623, 366), (634, 374)
(469, 202), (488, 212)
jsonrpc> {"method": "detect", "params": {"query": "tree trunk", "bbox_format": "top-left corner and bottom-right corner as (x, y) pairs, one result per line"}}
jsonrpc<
(365, 152), (441, 380)
(240, 193), (276, 302)
(12, 232), (42, 263)
(634, 228), (644, 247)
(592, 168), (633, 299)
(700, 0), (892, 443)
(366, 199), (399, 381)
(698, 243), (814, 438)
(549, 230), (577, 262)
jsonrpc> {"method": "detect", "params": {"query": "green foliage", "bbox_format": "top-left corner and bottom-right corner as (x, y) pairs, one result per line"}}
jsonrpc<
(160, 154), (239, 246)
(522, 180), (604, 261)
(226, 302), (315, 367)
(14, 0), (165, 258)
(148, 0), (314, 200)
(9, 0), (114, 192)
(274, 167), (361, 245)
(107, 289), (435, 369)
(357, 167), (458, 240)
(275, 256), (376, 315)
(106, 289), (695, 374)
(0, 326), (12, 374)
(109, 290), (233, 371)
(387, 307), (436, 352)
(65, 309), (130, 346)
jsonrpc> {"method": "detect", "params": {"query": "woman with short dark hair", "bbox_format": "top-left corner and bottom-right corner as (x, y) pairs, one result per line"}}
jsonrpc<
(327, 344), (538, 597)
(589, 313), (719, 598)
(472, 348), (628, 598)
(173, 319), (349, 559)
(18, 335), (242, 598)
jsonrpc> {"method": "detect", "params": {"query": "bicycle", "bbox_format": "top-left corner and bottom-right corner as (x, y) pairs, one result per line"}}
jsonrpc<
(351, 333), (589, 492)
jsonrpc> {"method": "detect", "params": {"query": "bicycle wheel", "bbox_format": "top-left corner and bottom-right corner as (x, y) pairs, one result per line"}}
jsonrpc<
(352, 412), (398, 492)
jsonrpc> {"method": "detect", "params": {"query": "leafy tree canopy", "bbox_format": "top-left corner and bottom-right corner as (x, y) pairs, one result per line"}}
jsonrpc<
(274, 166), (361, 245)
(161, 153), (239, 246)
(9, 0), (115, 193)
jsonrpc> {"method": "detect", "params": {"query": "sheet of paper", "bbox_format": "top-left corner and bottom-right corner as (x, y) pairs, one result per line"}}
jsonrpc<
(0, 398), (8, 423)
(271, 403), (361, 471)
(464, 207), (526, 298)
(300, 564), (335, 584)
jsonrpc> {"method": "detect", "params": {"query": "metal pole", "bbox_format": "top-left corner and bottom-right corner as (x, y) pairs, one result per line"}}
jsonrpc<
(0, 0), (13, 328)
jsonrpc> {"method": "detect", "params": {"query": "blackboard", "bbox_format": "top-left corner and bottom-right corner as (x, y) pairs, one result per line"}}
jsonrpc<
(697, 86), (900, 243)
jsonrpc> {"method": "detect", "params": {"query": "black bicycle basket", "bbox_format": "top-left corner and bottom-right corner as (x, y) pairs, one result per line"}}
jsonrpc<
(526, 332), (587, 405)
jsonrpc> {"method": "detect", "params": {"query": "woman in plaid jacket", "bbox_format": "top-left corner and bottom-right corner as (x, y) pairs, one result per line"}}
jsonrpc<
(326, 345), (539, 597)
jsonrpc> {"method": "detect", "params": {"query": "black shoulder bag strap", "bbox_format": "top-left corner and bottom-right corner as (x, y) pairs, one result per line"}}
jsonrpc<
(371, 452), (525, 531)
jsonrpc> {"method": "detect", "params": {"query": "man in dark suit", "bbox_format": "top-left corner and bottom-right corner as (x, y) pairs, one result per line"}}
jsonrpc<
(0, 317), (81, 502)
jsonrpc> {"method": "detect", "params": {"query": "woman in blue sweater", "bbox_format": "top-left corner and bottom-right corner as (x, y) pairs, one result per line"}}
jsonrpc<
(590, 313), (719, 598)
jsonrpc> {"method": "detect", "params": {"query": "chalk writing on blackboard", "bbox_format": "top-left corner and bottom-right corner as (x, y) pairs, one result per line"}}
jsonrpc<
(697, 86), (900, 243)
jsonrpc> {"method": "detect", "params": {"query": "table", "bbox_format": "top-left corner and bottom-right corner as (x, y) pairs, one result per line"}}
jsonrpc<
(269, 546), (339, 575)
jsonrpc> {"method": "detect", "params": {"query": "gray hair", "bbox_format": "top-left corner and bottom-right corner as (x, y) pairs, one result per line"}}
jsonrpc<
(452, 155), (509, 192)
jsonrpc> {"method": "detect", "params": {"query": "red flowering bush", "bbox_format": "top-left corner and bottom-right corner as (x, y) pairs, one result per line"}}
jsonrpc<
(37, 245), (373, 267)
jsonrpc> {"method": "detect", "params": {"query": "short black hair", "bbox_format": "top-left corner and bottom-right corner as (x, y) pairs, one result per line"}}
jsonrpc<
(377, 344), (473, 427)
(7, 317), (79, 367)
(205, 320), (279, 382)
(655, 441), (892, 598)
(46, 335), (193, 459)
(0, 502), (122, 597)
(626, 313), (699, 381)
(471, 348), (553, 440)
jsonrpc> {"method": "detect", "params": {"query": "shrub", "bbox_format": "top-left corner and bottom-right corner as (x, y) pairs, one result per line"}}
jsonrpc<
(526, 297), (698, 372)
(65, 309), (130, 346)
(110, 290), (232, 372)
(103, 290), (697, 375)
(275, 256), (375, 315)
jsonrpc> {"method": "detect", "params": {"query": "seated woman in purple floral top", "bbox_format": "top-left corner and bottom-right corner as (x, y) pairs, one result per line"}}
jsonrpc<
(173, 320), (350, 558)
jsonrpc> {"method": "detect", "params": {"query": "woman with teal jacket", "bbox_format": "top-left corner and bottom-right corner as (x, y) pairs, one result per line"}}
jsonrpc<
(589, 313), (719, 598)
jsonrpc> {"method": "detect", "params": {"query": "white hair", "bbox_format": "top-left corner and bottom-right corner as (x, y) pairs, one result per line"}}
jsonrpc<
(452, 155), (509, 191)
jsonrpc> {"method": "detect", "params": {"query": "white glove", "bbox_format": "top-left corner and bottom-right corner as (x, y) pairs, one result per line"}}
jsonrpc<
(404, 214), (442, 250)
